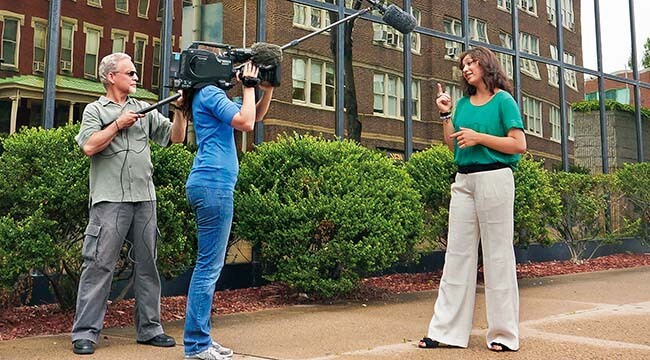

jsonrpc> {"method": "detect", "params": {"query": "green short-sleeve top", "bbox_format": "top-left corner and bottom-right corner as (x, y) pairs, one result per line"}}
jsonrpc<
(452, 90), (524, 168)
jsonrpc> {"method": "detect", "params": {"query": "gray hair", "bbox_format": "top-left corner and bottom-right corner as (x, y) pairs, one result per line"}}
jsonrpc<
(98, 52), (132, 88)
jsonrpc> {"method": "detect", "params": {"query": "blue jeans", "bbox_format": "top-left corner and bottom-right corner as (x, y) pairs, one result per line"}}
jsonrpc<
(183, 186), (233, 356)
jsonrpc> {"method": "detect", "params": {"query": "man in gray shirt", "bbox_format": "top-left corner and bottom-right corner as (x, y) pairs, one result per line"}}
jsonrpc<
(71, 52), (187, 355)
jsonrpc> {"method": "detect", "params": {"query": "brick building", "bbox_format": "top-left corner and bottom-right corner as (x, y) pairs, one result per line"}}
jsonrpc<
(584, 68), (650, 108)
(196, 0), (583, 167)
(0, 0), (183, 134)
(0, 1), (583, 168)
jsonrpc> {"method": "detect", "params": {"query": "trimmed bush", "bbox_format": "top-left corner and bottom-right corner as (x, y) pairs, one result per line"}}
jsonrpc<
(405, 145), (456, 249)
(549, 171), (611, 262)
(513, 155), (562, 247)
(0, 125), (196, 309)
(233, 134), (424, 297)
(614, 162), (650, 244)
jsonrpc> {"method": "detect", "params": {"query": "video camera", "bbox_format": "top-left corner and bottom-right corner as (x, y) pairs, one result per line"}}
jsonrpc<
(169, 42), (282, 91)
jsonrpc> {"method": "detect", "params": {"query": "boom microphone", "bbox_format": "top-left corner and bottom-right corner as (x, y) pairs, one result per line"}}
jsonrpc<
(366, 0), (417, 34)
(229, 42), (283, 67)
(250, 42), (283, 66)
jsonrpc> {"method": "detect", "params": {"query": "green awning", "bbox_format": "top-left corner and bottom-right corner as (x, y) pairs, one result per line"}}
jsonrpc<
(0, 74), (158, 100)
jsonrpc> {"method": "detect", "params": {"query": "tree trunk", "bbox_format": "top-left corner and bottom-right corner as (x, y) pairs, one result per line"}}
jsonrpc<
(329, 2), (362, 143)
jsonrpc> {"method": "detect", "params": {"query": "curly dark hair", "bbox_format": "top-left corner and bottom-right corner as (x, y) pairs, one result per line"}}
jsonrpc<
(179, 88), (196, 123)
(459, 46), (513, 96)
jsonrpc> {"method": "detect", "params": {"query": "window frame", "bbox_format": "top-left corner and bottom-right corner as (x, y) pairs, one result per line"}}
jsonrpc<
(519, 32), (541, 79)
(291, 56), (336, 109)
(1, 14), (23, 69)
(32, 19), (47, 73)
(522, 96), (543, 137)
(83, 23), (103, 79)
(133, 33), (149, 86)
(115, 0), (129, 14)
(60, 19), (77, 74)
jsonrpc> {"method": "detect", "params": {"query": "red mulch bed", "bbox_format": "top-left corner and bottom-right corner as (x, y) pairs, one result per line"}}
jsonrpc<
(1, 253), (649, 341)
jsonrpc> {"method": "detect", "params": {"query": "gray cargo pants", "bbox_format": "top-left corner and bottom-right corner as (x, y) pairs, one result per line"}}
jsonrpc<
(71, 201), (164, 344)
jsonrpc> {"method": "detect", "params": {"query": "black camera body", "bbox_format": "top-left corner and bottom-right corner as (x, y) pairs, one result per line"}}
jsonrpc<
(169, 42), (281, 90)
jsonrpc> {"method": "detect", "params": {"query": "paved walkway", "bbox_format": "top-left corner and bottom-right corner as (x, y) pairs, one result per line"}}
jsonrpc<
(1, 267), (649, 359)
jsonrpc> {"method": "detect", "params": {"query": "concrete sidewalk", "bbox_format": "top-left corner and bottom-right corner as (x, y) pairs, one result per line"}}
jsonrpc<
(1, 267), (649, 360)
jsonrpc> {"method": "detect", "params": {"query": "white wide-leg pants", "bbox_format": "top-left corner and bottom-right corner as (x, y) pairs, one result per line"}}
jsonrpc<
(426, 167), (519, 350)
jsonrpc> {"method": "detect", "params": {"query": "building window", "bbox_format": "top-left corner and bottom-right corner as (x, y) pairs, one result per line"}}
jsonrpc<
(292, 57), (335, 108)
(1, 17), (20, 68)
(498, 32), (514, 79)
(133, 35), (147, 85)
(138, 0), (149, 18)
(293, 0), (331, 31)
(519, 32), (540, 79)
(372, 7), (421, 54)
(443, 17), (489, 60)
(116, 0), (128, 13)
(401, 80), (421, 119)
(112, 29), (128, 53)
(87, 0), (101, 7)
(373, 73), (418, 119)
(549, 106), (561, 141)
(522, 96), (542, 136)
(61, 22), (75, 73)
(152, 39), (161, 88)
(33, 21), (47, 73)
(156, 0), (171, 19)
(443, 18), (462, 60)
(498, 0), (537, 16)
(518, 0), (537, 15)
(497, 0), (511, 12)
(444, 84), (464, 109)
(546, 0), (574, 30)
(470, 18), (489, 44)
(84, 27), (101, 78)
(549, 45), (577, 90)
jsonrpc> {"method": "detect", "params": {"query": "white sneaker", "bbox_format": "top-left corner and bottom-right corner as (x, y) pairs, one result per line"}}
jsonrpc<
(211, 341), (234, 357)
(184, 346), (230, 360)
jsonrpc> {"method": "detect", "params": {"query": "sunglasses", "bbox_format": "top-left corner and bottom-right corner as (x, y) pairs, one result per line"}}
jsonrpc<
(117, 70), (139, 78)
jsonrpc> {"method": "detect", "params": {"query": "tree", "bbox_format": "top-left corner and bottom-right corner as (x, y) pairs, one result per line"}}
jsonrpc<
(328, 1), (362, 142)
(628, 38), (650, 70)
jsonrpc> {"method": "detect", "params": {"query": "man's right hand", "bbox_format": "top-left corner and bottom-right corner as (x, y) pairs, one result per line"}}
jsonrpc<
(114, 111), (145, 130)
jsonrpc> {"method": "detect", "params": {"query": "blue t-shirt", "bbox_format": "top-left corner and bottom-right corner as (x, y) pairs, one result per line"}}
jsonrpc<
(185, 85), (242, 191)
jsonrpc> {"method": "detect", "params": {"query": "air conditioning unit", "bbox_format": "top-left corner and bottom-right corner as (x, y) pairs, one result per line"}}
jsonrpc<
(373, 27), (386, 43)
(547, 11), (555, 23)
(33, 61), (45, 73)
(446, 46), (458, 58)
(61, 60), (72, 71)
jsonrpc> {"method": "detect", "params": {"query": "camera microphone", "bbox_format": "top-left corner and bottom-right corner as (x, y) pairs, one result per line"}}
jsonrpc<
(229, 42), (283, 67)
(366, 0), (417, 34)
(250, 42), (283, 66)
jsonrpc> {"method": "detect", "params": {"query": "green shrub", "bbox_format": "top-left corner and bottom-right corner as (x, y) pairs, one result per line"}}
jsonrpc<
(0, 125), (196, 309)
(404, 145), (456, 249)
(513, 155), (562, 247)
(614, 162), (650, 244)
(151, 144), (197, 276)
(233, 134), (424, 297)
(549, 171), (612, 262)
(0, 126), (88, 309)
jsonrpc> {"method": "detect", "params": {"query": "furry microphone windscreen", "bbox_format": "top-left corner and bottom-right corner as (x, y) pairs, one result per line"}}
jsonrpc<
(251, 42), (283, 66)
(382, 4), (417, 34)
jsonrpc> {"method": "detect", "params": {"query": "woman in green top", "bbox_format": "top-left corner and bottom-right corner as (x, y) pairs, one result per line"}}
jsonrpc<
(419, 47), (526, 352)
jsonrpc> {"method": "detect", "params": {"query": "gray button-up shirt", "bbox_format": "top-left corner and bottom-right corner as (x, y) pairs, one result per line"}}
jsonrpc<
(76, 96), (172, 206)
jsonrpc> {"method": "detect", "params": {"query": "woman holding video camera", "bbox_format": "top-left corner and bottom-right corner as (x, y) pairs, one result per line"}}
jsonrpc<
(179, 62), (273, 360)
